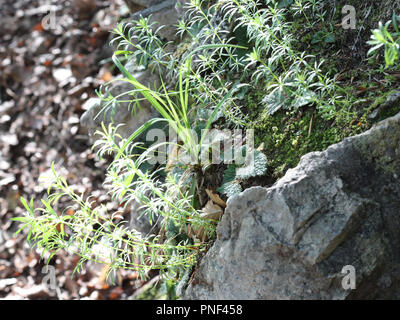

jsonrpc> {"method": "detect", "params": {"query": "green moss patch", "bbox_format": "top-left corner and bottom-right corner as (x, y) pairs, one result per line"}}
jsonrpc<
(247, 86), (400, 181)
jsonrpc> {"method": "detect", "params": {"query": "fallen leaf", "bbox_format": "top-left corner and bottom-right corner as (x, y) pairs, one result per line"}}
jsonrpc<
(201, 200), (223, 221)
(89, 36), (97, 47)
(98, 264), (111, 287)
(187, 201), (224, 242)
(165, 144), (180, 172)
(32, 23), (44, 32)
(100, 70), (112, 82)
(205, 189), (226, 208)
(109, 286), (123, 300)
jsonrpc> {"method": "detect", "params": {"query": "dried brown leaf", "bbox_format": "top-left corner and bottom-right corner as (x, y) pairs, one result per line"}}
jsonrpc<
(205, 189), (226, 208)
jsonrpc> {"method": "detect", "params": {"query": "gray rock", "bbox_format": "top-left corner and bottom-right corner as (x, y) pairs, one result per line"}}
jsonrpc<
(124, 0), (164, 10)
(382, 91), (400, 109)
(128, 0), (180, 42)
(369, 91), (400, 119)
(124, 0), (188, 16)
(183, 111), (400, 300)
(80, 68), (160, 139)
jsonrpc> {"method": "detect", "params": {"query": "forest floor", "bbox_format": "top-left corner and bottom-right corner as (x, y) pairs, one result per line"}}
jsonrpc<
(0, 0), (154, 300)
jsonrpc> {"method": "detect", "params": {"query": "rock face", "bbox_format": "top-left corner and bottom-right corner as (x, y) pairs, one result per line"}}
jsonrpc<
(129, 0), (181, 42)
(183, 112), (400, 300)
(80, 68), (160, 139)
(124, 0), (164, 10)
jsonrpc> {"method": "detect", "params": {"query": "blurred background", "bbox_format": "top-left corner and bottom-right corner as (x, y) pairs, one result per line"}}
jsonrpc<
(0, 0), (151, 299)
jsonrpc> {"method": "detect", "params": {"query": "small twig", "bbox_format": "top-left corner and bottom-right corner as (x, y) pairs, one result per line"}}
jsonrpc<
(308, 113), (313, 137)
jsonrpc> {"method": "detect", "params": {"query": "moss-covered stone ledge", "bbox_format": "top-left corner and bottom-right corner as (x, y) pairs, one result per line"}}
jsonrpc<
(183, 111), (400, 300)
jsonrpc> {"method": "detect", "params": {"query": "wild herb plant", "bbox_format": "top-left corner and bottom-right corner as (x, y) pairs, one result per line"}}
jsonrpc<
(368, 13), (400, 67)
(14, 49), (243, 286)
(102, 0), (348, 125)
(14, 127), (216, 283)
(15, 0), (358, 291)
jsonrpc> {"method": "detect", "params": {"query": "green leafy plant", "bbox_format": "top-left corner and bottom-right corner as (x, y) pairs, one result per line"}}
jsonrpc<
(13, 44), (246, 288)
(218, 0), (344, 119)
(368, 13), (400, 68)
(217, 147), (267, 197)
(111, 52), (239, 170)
(14, 128), (216, 283)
